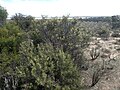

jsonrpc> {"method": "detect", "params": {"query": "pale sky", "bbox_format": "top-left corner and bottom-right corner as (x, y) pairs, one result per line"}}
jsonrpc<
(0, 0), (120, 17)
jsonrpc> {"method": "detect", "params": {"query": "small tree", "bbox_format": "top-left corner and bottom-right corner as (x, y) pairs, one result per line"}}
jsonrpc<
(30, 16), (90, 68)
(95, 22), (110, 38)
(11, 13), (35, 31)
(0, 5), (8, 26)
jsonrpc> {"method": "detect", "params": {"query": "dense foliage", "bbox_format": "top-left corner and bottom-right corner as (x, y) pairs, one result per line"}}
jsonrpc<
(17, 41), (81, 90)
(0, 12), (91, 89)
(1, 5), (120, 90)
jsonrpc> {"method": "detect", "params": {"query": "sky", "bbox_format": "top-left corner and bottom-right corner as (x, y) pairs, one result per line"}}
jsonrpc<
(0, 0), (120, 17)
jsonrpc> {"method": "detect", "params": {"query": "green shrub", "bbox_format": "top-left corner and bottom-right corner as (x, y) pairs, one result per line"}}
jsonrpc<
(17, 40), (81, 90)
(0, 22), (23, 53)
(30, 16), (90, 67)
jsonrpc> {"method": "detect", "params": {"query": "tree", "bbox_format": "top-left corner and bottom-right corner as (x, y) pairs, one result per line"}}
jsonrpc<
(30, 16), (90, 68)
(0, 5), (8, 26)
(11, 13), (35, 31)
(0, 15), (91, 89)
(91, 22), (111, 38)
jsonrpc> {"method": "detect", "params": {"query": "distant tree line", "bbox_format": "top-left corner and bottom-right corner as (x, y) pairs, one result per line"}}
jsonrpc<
(81, 15), (120, 29)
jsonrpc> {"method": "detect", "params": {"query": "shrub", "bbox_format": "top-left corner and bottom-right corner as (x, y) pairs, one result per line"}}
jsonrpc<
(0, 22), (23, 53)
(30, 16), (90, 67)
(17, 40), (81, 90)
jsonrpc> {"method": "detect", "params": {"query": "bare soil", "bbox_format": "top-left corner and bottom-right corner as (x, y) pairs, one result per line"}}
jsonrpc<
(81, 37), (120, 90)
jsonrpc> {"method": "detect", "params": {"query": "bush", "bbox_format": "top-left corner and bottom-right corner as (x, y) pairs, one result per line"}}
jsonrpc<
(0, 22), (23, 53)
(95, 22), (110, 38)
(30, 16), (90, 67)
(0, 16), (90, 89)
(17, 40), (81, 90)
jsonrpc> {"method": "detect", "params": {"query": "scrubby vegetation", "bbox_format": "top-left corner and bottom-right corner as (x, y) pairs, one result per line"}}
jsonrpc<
(0, 5), (120, 90)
